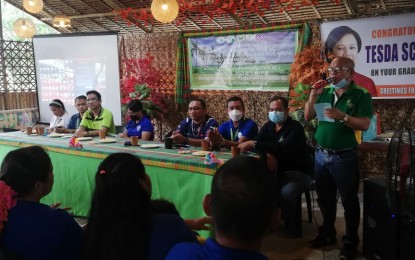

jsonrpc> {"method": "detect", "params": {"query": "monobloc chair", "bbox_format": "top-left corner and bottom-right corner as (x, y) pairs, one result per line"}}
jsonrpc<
(297, 143), (316, 224)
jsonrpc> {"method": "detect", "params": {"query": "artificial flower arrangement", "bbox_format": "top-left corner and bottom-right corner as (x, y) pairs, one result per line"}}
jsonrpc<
(288, 43), (331, 144)
(120, 54), (165, 119)
(288, 44), (331, 110)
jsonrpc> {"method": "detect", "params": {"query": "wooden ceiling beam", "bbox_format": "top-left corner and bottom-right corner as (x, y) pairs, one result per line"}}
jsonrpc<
(101, 0), (123, 10)
(255, 13), (267, 24)
(379, 0), (387, 10)
(225, 10), (246, 27)
(310, 3), (322, 19)
(344, 0), (359, 15)
(181, 13), (202, 30)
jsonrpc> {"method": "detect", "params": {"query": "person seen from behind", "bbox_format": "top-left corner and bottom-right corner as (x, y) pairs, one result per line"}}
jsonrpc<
(167, 156), (280, 260)
(83, 153), (197, 260)
(0, 146), (83, 259)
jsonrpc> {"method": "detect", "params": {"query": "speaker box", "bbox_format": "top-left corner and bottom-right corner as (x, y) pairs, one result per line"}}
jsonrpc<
(363, 177), (415, 260)
(363, 177), (398, 260)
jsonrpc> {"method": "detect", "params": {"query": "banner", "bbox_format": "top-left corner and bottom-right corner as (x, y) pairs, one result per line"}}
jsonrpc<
(321, 13), (415, 99)
(188, 31), (297, 91)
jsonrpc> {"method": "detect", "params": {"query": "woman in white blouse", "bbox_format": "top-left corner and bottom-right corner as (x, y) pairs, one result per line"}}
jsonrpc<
(49, 99), (70, 132)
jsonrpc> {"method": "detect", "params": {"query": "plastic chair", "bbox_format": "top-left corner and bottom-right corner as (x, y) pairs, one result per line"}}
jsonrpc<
(299, 144), (315, 224)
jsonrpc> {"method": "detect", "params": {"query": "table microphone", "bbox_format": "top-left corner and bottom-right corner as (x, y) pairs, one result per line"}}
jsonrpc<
(312, 73), (333, 89)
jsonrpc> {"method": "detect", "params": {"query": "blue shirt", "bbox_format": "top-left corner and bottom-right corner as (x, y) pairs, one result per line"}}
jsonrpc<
(149, 214), (197, 260)
(167, 237), (268, 260)
(219, 117), (258, 142)
(178, 116), (219, 139)
(0, 200), (83, 260)
(67, 113), (82, 130)
(125, 115), (154, 138)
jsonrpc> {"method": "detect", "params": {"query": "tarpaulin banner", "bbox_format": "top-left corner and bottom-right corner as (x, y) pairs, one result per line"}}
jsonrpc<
(321, 13), (415, 99)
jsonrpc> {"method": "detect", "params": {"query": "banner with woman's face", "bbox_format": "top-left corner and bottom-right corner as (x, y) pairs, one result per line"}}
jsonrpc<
(320, 13), (415, 99)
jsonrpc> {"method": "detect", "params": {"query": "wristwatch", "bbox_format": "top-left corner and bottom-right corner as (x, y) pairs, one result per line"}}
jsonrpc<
(340, 113), (349, 123)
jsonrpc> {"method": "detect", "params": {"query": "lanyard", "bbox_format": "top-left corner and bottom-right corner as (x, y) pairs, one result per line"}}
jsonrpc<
(53, 117), (62, 127)
(191, 121), (205, 138)
(230, 126), (239, 141)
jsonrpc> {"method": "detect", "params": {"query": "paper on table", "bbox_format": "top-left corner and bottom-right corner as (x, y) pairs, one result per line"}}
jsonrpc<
(314, 103), (334, 122)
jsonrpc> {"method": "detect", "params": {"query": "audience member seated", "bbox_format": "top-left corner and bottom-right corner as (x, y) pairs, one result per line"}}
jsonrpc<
(167, 156), (279, 260)
(150, 199), (213, 235)
(56, 95), (88, 134)
(49, 99), (70, 133)
(118, 100), (154, 141)
(0, 146), (83, 259)
(209, 96), (258, 149)
(239, 96), (312, 238)
(172, 98), (219, 147)
(83, 153), (197, 260)
(74, 90), (115, 138)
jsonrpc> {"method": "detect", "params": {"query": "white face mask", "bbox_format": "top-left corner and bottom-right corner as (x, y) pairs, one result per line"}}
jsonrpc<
(228, 109), (243, 122)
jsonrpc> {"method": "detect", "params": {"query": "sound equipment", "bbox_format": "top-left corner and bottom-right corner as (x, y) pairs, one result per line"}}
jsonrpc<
(363, 177), (415, 260)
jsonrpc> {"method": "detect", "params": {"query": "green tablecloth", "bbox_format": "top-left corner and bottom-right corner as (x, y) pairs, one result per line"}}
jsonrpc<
(0, 132), (236, 222)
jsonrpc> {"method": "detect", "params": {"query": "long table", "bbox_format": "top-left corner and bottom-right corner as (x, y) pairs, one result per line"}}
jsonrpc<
(0, 132), (236, 224)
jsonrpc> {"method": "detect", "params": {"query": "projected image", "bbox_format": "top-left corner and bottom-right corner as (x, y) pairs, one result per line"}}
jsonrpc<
(33, 33), (121, 125)
(39, 59), (106, 104)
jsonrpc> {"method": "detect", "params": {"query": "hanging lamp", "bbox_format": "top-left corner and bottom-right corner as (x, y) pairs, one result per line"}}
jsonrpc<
(150, 0), (179, 23)
(52, 15), (71, 28)
(23, 0), (44, 14)
(13, 18), (36, 38)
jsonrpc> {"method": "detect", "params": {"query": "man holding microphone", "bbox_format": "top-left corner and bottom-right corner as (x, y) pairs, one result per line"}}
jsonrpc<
(304, 57), (372, 260)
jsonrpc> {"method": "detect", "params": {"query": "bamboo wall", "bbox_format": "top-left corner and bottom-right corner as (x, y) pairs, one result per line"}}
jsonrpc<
(0, 92), (38, 111)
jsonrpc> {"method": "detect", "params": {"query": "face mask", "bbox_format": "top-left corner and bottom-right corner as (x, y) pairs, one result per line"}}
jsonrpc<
(268, 111), (285, 124)
(130, 115), (140, 121)
(330, 79), (348, 89)
(228, 109), (243, 122)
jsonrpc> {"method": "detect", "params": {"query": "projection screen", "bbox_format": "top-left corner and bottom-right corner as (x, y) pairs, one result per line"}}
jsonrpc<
(32, 32), (121, 125)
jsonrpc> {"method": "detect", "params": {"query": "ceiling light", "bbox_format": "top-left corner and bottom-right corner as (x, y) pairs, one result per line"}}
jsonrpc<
(151, 0), (179, 23)
(23, 0), (44, 14)
(13, 18), (36, 38)
(53, 15), (71, 28)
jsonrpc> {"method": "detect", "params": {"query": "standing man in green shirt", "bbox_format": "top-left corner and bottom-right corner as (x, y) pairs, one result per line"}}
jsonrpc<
(75, 90), (115, 138)
(305, 57), (372, 260)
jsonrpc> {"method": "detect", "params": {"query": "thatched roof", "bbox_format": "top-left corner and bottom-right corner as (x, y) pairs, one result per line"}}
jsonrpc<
(5, 0), (415, 34)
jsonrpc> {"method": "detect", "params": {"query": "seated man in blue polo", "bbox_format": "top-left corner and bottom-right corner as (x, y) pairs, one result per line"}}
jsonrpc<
(118, 99), (154, 140)
(167, 156), (279, 260)
(74, 90), (115, 138)
(172, 98), (218, 147)
(209, 96), (258, 148)
(60, 95), (88, 134)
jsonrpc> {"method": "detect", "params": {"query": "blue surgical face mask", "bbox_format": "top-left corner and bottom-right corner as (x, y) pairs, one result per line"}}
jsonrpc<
(330, 79), (348, 89)
(268, 111), (285, 124)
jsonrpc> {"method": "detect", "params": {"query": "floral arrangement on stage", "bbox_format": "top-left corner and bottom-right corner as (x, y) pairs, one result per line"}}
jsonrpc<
(288, 44), (330, 110)
(288, 43), (331, 144)
(120, 54), (165, 119)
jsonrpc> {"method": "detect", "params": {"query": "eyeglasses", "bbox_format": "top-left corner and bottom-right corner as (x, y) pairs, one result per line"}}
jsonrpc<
(86, 98), (99, 103)
(327, 67), (350, 73)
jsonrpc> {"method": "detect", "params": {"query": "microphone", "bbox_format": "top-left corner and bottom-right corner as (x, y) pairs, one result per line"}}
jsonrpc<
(312, 73), (333, 89)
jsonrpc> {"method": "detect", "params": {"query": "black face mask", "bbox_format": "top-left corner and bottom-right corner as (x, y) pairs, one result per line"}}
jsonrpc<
(130, 115), (140, 121)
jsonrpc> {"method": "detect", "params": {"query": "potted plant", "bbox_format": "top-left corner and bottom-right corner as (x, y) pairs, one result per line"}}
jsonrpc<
(120, 54), (165, 120)
(288, 44), (330, 144)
